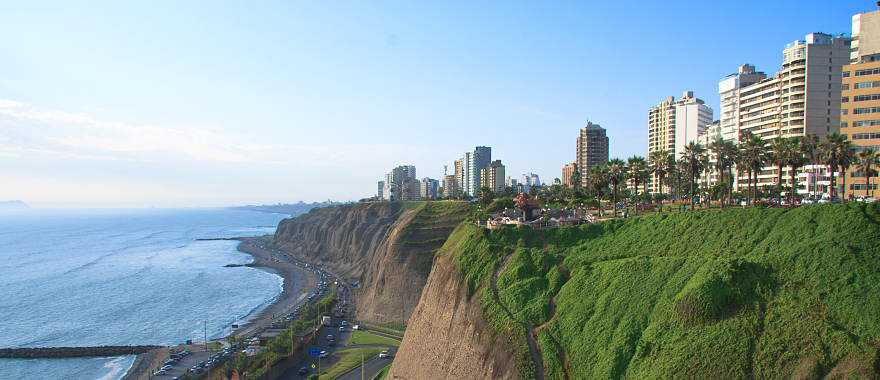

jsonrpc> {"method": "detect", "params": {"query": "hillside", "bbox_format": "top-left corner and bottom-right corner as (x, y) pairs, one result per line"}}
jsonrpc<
(391, 203), (880, 379)
(273, 201), (470, 324)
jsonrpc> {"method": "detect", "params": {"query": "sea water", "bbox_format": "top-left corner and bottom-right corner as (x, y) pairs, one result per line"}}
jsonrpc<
(0, 208), (290, 379)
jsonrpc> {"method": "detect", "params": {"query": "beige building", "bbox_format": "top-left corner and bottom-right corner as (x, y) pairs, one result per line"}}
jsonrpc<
(562, 162), (578, 188)
(842, 8), (880, 198)
(647, 91), (713, 192)
(479, 160), (505, 194)
(734, 33), (850, 192)
(575, 122), (609, 188)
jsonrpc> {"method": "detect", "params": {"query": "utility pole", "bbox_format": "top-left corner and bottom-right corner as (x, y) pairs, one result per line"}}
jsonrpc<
(204, 320), (208, 352)
(361, 352), (365, 380)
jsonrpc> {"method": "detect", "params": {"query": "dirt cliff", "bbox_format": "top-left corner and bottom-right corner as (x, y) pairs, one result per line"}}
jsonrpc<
(273, 201), (469, 324)
(388, 251), (521, 379)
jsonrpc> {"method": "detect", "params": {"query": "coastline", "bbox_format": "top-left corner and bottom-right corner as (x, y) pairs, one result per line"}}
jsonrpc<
(122, 236), (316, 380)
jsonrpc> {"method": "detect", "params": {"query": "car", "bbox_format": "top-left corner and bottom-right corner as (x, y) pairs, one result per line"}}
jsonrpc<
(154, 369), (167, 376)
(319, 350), (329, 358)
(378, 350), (391, 359)
(298, 367), (309, 375)
(339, 326), (345, 332)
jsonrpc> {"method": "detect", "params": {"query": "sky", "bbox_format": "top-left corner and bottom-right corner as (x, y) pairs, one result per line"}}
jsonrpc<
(0, 0), (872, 207)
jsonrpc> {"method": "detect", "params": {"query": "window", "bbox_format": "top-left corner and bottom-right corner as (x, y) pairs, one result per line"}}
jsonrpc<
(853, 119), (880, 127)
(844, 71), (851, 77)
(851, 132), (880, 139)
(855, 81), (880, 89)
(841, 109), (849, 115)
(853, 106), (880, 114)
(843, 84), (850, 90)
(842, 96), (850, 102)
(854, 94), (880, 101)
(855, 68), (880, 76)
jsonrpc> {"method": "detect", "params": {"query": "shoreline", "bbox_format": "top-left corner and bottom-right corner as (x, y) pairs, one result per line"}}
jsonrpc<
(122, 236), (317, 380)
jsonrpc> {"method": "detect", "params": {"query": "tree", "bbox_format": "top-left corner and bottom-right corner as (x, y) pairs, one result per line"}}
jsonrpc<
(478, 186), (495, 207)
(784, 137), (806, 205)
(570, 168), (582, 190)
(769, 137), (789, 205)
(607, 159), (627, 215)
(709, 138), (738, 207)
(627, 156), (648, 203)
(820, 133), (852, 199)
(683, 142), (706, 209)
(800, 135), (820, 197)
(588, 165), (609, 215)
(648, 150), (670, 199)
(738, 133), (767, 205)
(855, 148), (879, 198)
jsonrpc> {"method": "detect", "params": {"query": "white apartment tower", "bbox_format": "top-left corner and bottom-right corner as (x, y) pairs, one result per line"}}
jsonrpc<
(719, 64), (767, 142)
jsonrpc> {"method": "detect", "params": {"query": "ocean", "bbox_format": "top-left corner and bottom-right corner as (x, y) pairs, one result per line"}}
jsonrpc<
(0, 208), (290, 379)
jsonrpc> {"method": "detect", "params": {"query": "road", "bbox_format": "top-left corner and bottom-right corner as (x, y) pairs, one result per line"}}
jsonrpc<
(278, 317), (353, 379)
(335, 347), (396, 380)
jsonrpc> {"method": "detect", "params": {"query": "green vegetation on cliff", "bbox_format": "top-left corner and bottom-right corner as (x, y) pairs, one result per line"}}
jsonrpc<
(442, 203), (880, 379)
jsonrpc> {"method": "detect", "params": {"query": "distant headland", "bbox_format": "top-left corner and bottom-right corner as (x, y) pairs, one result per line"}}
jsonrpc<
(0, 200), (29, 211)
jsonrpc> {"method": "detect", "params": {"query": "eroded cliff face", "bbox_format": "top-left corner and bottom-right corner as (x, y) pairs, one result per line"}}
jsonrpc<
(273, 202), (468, 324)
(388, 253), (520, 380)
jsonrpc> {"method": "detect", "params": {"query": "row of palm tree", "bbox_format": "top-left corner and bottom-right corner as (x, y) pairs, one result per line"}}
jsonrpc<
(581, 132), (878, 210)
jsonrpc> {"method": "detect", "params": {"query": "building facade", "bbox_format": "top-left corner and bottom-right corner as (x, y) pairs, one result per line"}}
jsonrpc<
(648, 91), (713, 192)
(377, 180), (385, 199)
(562, 162), (578, 188)
(719, 64), (767, 142)
(479, 160), (506, 194)
(382, 165), (418, 201)
(575, 122), (609, 187)
(420, 178), (440, 200)
(736, 33), (850, 192)
(842, 9), (880, 198)
(461, 146), (491, 197)
(442, 174), (459, 198)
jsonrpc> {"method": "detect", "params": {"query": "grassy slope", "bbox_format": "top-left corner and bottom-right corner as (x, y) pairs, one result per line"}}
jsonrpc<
(442, 203), (880, 379)
(349, 330), (401, 347)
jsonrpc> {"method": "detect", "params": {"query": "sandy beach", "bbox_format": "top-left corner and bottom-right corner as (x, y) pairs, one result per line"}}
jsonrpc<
(230, 237), (317, 338)
(122, 236), (317, 380)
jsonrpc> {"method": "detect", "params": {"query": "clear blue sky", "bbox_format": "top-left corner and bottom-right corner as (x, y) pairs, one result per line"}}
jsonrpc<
(0, 0), (870, 207)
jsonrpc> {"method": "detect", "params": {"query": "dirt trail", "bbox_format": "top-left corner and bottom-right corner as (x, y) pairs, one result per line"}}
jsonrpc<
(490, 253), (545, 380)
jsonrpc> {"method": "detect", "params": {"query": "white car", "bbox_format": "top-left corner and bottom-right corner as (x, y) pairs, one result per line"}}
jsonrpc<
(378, 350), (391, 359)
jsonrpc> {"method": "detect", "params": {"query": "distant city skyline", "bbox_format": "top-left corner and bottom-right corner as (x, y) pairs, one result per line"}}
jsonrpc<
(0, 1), (870, 207)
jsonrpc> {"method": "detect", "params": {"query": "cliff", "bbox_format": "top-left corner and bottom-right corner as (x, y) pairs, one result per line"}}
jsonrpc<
(392, 203), (880, 379)
(273, 201), (469, 324)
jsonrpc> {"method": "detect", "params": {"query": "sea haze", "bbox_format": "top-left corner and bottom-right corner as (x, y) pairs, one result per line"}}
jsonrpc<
(0, 208), (290, 379)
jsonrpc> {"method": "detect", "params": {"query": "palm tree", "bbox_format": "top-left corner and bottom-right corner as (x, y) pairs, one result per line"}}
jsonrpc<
(683, 142), (706, 209)
(739, 133), (768, 204)
(607, 159), (627, 215)
(648, 150), (670, 199)
(589, 165), (609, 215)
(627, 156), (648, 203)
(784, 137), (806, 205)
(800, 135), (819, 197)
(769, 137), (788, 205)
(855, 148), (879, 198)
(820, 133), (852, 199)
(718, 139), (739, 206)
(840, 146), (856, 201)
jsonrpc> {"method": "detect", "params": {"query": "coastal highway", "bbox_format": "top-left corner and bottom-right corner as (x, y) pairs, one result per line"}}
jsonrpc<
(335, 347), (396, 380)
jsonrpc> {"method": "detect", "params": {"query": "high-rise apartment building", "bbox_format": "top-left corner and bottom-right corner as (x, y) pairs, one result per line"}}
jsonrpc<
(562, 162), (578, 188)
(479, 160), (506, 194)
(420, 178), (440, 200)
(648, 91), (713, 192)
(442, 174), (458, 198)
(842, 8), (880, 198)
(377, 181), (385, 199)
(382, 165), (418, 201)
(719, 64), (767, 142)
(575, 122), (609, 187)
(461, 146), (491, 197)
(736, 33), (849, 191)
